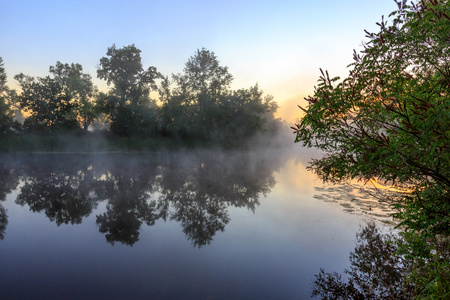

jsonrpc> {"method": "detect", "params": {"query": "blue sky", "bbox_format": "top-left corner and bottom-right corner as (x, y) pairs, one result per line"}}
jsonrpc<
(1, 0), (397, 122)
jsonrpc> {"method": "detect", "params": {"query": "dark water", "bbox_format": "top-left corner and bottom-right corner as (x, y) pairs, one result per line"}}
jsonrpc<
(0, 147), (388, 299)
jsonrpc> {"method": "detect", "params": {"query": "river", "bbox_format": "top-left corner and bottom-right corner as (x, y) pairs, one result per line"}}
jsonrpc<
(0, 146), (394, 299)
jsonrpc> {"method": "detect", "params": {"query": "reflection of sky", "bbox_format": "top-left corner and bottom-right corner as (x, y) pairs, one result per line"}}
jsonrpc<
(0, 148), (376, 299)
(1, 0), (396, 123)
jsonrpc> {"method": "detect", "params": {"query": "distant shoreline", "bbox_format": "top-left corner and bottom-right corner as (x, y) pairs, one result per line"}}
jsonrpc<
(0, 129), (292, 153)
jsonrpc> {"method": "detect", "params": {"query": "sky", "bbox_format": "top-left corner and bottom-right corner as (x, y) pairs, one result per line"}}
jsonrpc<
(1, 0), (398, 123)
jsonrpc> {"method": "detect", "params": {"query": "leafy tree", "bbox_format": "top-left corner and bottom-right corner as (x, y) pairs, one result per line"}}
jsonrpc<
(167, 48), (233, 139)
(164, 48), (279, 142)
(0, 58), (6, 97)
(97, 44), (160, 100)
(15, 73), (79, 133)
(173, 48), (233, 102)
(0, 58), (16, 135)
(293, 0), (449, 297)
(97, 44), (161, 136)
(15, 61), (97, 133)
(49, 62), (98, 130)
(159, 93), (194, 138)
(219, 84), (279, 141)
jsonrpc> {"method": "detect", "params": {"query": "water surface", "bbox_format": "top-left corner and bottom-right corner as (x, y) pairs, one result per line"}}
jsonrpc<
(0, 147), (391, 299)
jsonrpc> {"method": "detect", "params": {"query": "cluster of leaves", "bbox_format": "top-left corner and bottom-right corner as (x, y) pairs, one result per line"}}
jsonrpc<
(0, 58), (20, 135)
(0, 46), (280, 146)
(398, 230), (450, 297)
(292, 0), (449, 298)
(158, 48), (278, 143)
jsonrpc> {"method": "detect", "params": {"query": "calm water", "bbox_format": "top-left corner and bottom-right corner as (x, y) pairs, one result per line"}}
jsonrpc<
(0, 147), (390, 299)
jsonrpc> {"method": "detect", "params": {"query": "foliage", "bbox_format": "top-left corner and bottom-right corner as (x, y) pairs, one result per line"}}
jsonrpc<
(97, 44), (161, 137)
(3, 45), (280, 148)
(397, 231), (450, 298)
(172, 48), (233, 100)
(97, 44), (160, 99)
(292, 0), (450, 242)
(162, 48), (279, 143)
(15, 73), (79, 133)
(0, 58), (17, 135)
(15, 61), (98, 133)
(49, 62), (98, 130)
(293, 1), (449, 298)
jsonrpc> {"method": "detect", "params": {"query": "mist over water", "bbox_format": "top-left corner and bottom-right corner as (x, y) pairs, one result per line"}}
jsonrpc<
(0, 143), (393, 299)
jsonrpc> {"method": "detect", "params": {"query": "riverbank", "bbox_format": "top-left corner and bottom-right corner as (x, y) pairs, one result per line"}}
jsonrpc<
(0, 128), (293, 153)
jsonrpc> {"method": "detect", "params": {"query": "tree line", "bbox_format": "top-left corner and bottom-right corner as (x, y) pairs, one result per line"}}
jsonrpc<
(0, 46), (280, 146)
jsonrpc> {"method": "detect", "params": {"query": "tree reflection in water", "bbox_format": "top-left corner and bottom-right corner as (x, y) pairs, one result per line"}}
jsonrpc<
(157, 151), (276, 247)
(312, 223), (414, 299)
(1, 149), (282, 247)
(0, 156), (22, 239)
(93, 155), (161, 246)
(0, 205), (7, 240)
(16, 156), (97, 226)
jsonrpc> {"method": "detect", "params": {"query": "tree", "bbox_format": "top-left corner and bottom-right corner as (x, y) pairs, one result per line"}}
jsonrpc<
(173, 48), (233, 101)
(15, 61), (97, 133)
(0, 58), (6, 96)
(166, 48), (233, 139)
(49, 62), (98, 130)
(216, 84), (278, 141)
(165, 48), (279, 142)
(0, 58), (16, 135)
(293, 0), (449, 234)
(292, 0), (449, 296)
(97, 44), (161, 136)
(97, 44), (160, 99)
(15, 73), (79, 133)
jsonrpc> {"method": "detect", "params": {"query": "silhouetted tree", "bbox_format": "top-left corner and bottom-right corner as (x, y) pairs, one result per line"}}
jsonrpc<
(15, 61), (98, 133)
(15, 73), (79, 133)
(216, 84), (278, 142)
(4, 46), (281, 147)
(97, 44), (161, 136)
(173, 48), (233, 101)
(171, 48), (233, 139)
(0, 58), (17, 135)
(49, 62), (98, 130)
(162, 49), (279, 143)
